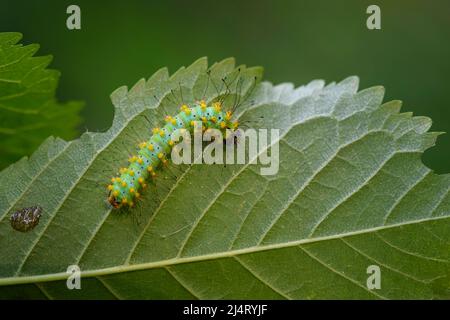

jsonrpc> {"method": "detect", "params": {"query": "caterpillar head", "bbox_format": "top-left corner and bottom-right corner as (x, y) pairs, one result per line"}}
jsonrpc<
(108, 193), (122, 209)
(107, 182), (131, 209)
(107, 181), (121, 209)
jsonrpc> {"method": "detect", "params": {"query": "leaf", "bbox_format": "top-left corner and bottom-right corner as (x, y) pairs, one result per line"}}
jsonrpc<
(0, 32), (83, 169)
(0, 57), (449, 300)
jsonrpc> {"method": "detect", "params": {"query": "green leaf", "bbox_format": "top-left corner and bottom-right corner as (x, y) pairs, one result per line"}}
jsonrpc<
(0, 32), (83, 169)
(0, 57), (448, 299)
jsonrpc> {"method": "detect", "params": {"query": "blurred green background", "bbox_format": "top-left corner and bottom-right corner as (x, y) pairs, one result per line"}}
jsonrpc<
(2, 0), (449, 173)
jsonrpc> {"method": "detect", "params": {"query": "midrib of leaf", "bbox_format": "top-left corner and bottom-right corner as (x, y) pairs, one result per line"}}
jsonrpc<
(0, 214), (447, 286)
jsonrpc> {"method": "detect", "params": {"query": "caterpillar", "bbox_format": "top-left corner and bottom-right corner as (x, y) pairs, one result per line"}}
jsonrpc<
(107, 100), (238, 209)
(10, 206), (43, 232)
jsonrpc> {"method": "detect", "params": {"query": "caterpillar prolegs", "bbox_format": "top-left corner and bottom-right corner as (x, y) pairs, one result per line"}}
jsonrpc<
(107, 100), (238, 209)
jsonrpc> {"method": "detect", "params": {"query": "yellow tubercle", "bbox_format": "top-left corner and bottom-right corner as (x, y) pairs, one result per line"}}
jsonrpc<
(220, 121), (226, 129)
(147, 166), (153, 172)
(130, 188), (135, 194)
(137, 158), (144, 165)
(152, 127), (160, 134)
(200, 100), (207, 110)
(225, 111), (232, 120)
(139, 142), (147, 149)
(148, 144), (154, 151)
(129, 170), (135, 176)
(113, 190), (119, 197)
(107, 184), (113, 190)
(213, 101), (222, 112)
(168, 140), (174, 146)
(157, 152), (164, 159)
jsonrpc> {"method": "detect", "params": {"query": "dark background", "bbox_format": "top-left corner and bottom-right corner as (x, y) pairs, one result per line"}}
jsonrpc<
(2, 0), (449, 173)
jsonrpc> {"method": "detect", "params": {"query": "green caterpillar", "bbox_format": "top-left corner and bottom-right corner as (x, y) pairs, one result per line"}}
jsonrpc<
(107, 100), (238, 209)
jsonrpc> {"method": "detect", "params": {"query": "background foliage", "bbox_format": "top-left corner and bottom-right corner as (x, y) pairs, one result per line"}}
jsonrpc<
(1, 0), (449, 173)
(0, 33), (82, 168)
